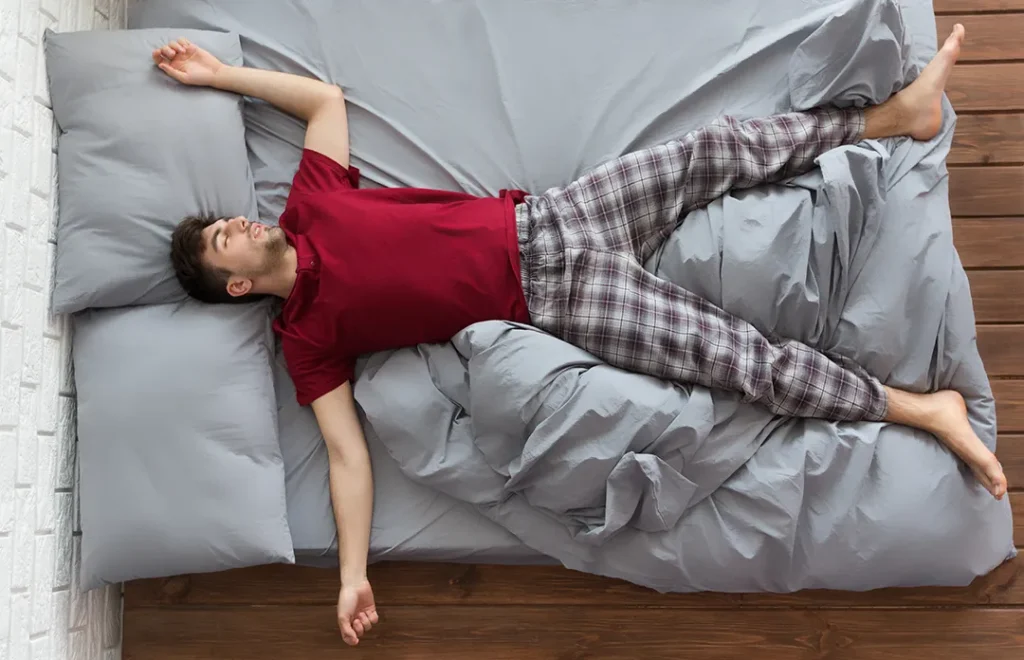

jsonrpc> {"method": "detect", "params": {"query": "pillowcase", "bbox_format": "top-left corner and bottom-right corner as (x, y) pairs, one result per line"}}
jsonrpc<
(73, 300), (294, 590)
(44, 27), (259, 313)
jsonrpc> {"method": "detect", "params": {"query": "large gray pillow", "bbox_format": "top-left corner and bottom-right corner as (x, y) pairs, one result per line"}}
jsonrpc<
(72, 300), (294, 590)
(44, 27), (259, 313)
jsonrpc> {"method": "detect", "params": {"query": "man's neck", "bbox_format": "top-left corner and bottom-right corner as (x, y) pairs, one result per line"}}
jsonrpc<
(255, 247), (299, 299)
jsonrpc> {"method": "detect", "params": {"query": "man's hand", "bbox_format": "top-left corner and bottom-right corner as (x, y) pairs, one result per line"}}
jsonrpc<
(337, 579), (378, 646)
(150, 37), (350, 166)
(152, 38), (223, 87)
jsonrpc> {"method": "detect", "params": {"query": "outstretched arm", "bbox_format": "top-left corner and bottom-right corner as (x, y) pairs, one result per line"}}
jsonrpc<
(152, 38), (350, 168)
(311, 383), (378, 646)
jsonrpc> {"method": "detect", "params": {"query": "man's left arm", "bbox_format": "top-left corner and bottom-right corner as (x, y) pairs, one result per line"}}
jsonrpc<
(153, 38), (350, 168)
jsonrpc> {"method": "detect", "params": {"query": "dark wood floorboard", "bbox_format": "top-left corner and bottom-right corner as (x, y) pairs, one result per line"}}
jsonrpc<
(998, 434), (1024, 487)
(122, 606), (1024, 660)
(994, 381), (1024, 431)
(127, 554), (1023, 610)
(936, 14), (1024, 61)
(949, 167), (1024, 216)
(949, 115), (1024, 164)
(966, 272), (1024, 323)
(935, 0), (1024, 13)
(952, 218), (1024, 266)
(978, 326), (1024, 375)
(947, 63), (1024, 111)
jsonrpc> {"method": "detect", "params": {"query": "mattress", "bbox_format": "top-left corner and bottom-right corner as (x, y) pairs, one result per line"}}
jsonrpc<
(129, 0), (552, 565)
(128, 0), (1015, 591)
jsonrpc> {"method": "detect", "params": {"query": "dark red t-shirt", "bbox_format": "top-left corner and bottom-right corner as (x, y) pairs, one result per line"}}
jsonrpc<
(272, 148), (530, 405)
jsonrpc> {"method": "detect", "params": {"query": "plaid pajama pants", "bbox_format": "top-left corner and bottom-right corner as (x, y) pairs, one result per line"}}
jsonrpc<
(516, 106), (888, 422)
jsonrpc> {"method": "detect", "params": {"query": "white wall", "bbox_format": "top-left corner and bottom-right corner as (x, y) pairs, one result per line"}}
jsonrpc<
(1, 1), (127, 659)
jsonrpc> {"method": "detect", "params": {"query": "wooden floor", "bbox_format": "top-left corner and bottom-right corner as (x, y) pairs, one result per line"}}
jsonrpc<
(122, 2), (1024, 658)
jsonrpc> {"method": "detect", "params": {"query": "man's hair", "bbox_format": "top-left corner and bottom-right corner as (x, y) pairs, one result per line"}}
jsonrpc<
(170, 214), (246, 304)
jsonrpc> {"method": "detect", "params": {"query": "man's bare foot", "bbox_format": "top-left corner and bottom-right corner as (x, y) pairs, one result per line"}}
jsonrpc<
(898, 24), (964, 139)
(883, 387), (1007, 499)
(907, 389), (1006, 498)
(926, 391), (1006, 499)
(862, 24), (965, 141)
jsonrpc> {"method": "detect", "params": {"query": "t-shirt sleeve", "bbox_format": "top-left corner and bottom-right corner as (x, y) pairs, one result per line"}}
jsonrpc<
(281, 334), (356, 406)
(290, 148), (361, 196)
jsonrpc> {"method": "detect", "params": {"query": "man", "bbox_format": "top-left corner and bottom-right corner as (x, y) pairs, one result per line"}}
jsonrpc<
(155, 23), (1003, 647)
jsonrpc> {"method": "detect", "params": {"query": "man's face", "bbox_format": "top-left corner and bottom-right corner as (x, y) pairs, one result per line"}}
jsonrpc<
(200, 216), (287, 297)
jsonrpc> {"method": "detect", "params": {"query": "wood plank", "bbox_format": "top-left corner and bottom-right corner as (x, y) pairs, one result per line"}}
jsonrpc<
(949, 115), (1024, 165)
(1016, 492), (1024, 539)
(953, 218), (1024, 267)
(978, 326), (1024, 375)
(968, 271), (1024, 323)
(947, 64), (1024, 111)
(935, 0), (1024, 13)
(993, 380), (1024, 432)
(125, 552), (1024, 609)
(950, 166), (1024, 217)
(121, 606), (1024, 660)
(936, 15), (1024, 62)
(999, 435), (1024, 486)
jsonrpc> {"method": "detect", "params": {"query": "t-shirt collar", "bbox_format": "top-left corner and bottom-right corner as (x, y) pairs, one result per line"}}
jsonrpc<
(284, 226), (319, 273)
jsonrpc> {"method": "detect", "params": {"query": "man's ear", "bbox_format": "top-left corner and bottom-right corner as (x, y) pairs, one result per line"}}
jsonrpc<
(226, 277), (252, 298)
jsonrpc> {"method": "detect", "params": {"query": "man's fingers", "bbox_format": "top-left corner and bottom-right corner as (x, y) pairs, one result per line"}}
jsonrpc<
(158, 62), (187, 83)
(358, 612), (372, 633)
(352, 618), (364, 636)
(339, 618), (358, 646)
(161, 45), (176, 59)
(368, 609), (379, 625)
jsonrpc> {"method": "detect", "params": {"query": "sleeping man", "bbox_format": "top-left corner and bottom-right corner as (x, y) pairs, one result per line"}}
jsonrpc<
(154, 23), (1003, 647)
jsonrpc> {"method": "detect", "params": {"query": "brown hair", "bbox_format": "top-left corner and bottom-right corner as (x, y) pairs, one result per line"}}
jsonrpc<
(169, 214), (246, 304)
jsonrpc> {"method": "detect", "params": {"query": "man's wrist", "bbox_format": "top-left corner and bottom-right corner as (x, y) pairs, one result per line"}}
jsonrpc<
(341, 568), (368, 587)
(209, 64), (236, 91)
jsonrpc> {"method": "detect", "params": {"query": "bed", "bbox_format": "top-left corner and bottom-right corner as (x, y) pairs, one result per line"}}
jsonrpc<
(49, 0), (1014, 596)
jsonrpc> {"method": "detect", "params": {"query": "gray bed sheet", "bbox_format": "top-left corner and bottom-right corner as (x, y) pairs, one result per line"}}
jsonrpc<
(270, 343), (543, 564)
(130, 0), (1016, 590)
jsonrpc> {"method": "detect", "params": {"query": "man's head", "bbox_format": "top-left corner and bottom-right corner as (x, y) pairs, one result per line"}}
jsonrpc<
(170, 214), (289, 303)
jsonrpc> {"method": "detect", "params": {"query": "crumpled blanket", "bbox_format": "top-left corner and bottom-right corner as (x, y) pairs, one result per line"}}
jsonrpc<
(353, 0), (1015, 592)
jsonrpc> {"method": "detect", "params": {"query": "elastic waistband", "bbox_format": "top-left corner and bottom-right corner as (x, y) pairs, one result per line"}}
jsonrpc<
(514, 202), (531, 247)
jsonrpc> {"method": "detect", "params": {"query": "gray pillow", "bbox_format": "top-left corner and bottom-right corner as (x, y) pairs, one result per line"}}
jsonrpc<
(44, 27), (259, 313)
(72, 300), (294, 590)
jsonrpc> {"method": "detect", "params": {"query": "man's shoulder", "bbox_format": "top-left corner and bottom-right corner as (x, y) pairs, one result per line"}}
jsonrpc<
(274, 307), (332, 353)
(279, 188), (312, 230)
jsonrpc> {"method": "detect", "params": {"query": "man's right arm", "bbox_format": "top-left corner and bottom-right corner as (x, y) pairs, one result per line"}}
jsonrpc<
(310, 382), (378, 646)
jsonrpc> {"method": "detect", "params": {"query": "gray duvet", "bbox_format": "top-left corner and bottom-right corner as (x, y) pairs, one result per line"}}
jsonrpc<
(131, 0), (1015, 591)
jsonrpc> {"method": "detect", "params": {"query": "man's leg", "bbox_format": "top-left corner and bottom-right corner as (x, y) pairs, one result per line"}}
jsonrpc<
(541, 24), (966, 265)
(552, 250), (1006, 499)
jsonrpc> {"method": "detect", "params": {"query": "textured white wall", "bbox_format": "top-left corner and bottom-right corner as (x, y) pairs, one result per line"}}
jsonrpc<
(1, 1), (127, 659)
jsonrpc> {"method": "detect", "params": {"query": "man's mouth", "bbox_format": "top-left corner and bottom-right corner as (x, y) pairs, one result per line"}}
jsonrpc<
(251, 224), (263, 239)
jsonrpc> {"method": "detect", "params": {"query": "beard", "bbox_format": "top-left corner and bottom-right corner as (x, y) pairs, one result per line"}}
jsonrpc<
(244, 226), (289, 279)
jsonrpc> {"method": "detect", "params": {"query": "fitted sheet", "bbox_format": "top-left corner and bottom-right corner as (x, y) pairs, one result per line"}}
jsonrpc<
(129, 0), (1015, 586)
